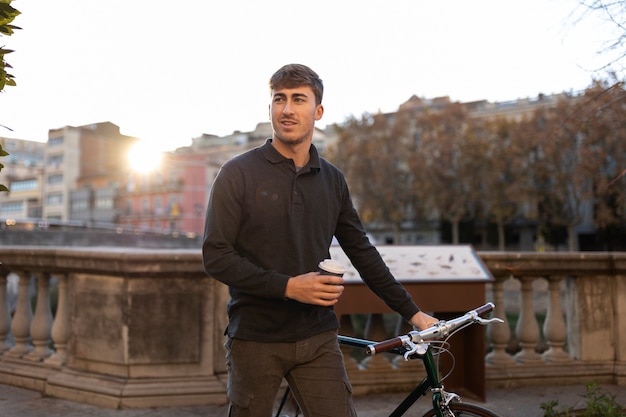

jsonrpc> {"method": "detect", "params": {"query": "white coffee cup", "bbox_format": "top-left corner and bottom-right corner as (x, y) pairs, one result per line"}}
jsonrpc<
(318, 259), (346, 277)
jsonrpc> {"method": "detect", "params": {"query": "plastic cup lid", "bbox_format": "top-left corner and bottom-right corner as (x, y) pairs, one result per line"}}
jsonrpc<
(318, 259), (346, 274)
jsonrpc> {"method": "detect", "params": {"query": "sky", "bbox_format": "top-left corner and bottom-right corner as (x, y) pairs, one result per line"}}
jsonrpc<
(1, 0), (620, 152)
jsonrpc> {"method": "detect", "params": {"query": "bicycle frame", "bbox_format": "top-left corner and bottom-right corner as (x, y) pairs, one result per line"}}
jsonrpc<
(338, 335), (445, 417)
(275, 304), (501, 417)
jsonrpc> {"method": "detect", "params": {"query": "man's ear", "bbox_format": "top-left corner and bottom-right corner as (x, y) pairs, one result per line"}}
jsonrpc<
(315, 104), (324, 121)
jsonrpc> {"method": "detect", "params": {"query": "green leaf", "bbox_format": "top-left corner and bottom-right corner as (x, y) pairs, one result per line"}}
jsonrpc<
(0, 185), (9, 192)
(0, 3), (21, 24)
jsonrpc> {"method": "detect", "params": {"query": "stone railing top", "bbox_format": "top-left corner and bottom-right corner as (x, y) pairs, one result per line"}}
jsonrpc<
(0, 246), (625, 279)
(0, 246), (204, 277)
(479, 251), (626, 277)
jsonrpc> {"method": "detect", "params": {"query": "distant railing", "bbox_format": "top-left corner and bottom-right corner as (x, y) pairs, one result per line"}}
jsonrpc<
(0, 248), (624, 408)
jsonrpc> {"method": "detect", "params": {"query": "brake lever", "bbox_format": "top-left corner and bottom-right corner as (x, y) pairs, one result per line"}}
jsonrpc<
(476, 316), (504, 325)
(402, 340), (428, 360)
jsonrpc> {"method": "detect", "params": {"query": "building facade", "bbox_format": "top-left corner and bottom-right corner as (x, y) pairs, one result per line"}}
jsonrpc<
(46, 122), (138, 223)
(0, 137), (45, 221)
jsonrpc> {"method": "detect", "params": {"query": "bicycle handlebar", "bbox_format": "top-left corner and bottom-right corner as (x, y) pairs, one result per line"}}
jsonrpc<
(366, 302), (497, 356)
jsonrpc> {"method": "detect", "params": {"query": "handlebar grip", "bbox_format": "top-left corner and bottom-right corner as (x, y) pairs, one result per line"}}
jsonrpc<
(366, 336), (405, 355)
(474, 302), (495, 316)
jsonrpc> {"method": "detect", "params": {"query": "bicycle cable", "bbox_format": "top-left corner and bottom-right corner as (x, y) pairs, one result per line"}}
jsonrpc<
(431, 319), (475, 383)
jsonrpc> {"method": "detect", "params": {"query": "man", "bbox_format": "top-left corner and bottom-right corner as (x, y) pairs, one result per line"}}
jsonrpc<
(202, 63), (438, 417)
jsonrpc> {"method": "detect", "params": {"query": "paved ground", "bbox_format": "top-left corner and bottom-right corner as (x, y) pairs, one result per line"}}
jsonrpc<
(1, 382), (626, 417)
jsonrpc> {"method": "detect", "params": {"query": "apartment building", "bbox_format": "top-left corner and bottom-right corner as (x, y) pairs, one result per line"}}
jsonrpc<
(45, 122), (137, 223)
(115, 124), (273, 237)
(0, 137), (45, 221)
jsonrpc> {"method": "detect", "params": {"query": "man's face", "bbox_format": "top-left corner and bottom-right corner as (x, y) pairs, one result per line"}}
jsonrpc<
(269, 86), (324, 147)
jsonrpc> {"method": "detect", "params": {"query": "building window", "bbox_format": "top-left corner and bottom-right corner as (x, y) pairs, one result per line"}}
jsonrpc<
(46, 193), (63, 205)
(10, 179), (39, 192)
(72, 199), (88, 211)
(47, 154), (63, 168)
(47, 174), (63, 185)
(1, 201), (24, 213)
(95, 196), (113, 209)
(154, 196), (162, 215)
(48, 136), (64, 146)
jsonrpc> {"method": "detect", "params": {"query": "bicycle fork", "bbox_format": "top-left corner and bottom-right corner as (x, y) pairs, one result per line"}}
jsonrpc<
(423, 346), (460, 417)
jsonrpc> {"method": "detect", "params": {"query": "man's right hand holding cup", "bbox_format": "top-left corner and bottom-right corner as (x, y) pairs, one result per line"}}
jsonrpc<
(285, 259), (346, 306)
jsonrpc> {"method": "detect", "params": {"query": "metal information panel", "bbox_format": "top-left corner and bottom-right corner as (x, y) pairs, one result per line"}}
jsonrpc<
(329, 244), (492, 282)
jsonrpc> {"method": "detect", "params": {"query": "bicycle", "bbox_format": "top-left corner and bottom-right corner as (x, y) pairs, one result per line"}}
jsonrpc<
(276, 302), (504, 417)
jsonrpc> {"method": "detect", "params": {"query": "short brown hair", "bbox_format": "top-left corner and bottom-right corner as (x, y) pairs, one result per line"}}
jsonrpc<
(269, 64), (324, 105)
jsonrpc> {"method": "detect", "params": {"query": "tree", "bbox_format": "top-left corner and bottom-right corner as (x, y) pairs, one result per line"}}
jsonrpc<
(512, 96), (593, 251)
(578, 79), (626, 249)
(409, 102), (480, 244)
(510, 82), (626, 251)
(472, 117), (522, 251)
(330, 111), (417, 243)
(0, 0), (20, 192)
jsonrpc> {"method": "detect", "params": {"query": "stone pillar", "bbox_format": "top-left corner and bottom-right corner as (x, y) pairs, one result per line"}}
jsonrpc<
(45, 274), (70, 368)
(0, 267), (11, 353)
(5, 272), (32, 358)
(486, 276), (514, 365)
(568, 275), (615, 362)
(542, 276), (571, 362)
(25, 272), (53, 362)
(44, 254), (228, 409)
(614, 261), (626, 385)
(513, 276), (543, 364)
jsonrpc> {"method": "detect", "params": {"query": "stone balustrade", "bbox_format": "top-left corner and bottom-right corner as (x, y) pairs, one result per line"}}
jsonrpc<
(482, 252), (626, 389)
(0, 247), (624, 408)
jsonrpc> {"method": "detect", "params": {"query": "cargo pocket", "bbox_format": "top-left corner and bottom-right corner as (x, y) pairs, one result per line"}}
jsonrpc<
(343, 380), (357, 417)
(228, 388), (252, 417)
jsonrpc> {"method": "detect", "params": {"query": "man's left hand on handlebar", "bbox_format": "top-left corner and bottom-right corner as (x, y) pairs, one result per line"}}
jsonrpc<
(409, 311), (439, 330)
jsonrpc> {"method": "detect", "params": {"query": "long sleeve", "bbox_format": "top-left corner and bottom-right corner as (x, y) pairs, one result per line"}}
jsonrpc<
(202, 161), (290, 300)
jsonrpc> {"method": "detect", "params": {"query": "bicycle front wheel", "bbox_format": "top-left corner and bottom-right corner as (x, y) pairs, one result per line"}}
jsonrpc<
(421, 402), (503, 417)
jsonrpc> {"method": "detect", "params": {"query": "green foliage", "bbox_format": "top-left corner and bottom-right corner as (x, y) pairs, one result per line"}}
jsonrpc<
(541, 399), (574, 417)
(0, 0), (20, 90)
(0, 143), (7, 192)
(541, 383), (626, 417)
(0, 0), (19, 192)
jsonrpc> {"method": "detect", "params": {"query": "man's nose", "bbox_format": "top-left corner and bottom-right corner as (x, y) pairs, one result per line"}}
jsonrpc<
(282, 100), (294, 114)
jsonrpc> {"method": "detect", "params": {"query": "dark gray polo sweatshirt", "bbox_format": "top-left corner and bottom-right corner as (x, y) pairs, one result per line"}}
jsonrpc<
(202, 139), (420, 342)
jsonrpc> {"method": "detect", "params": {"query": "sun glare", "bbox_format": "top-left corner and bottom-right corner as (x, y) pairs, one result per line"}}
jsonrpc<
(127, 141), (163, 173)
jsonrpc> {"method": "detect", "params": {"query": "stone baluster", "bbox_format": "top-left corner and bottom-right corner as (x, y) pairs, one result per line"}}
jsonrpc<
(0, 266), (11, 353)
(45, 274), (69, 368)
(5, 272), (33, 358)
(542, 275), (572, 362)
(513, 275), (543, 363)
(486, 276), (514, 365)
(25, 272), (53, 362)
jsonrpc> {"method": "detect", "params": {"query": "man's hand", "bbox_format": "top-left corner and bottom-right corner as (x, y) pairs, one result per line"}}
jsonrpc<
(409, 311), (439, 330)
(285, 272), (345, 306)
